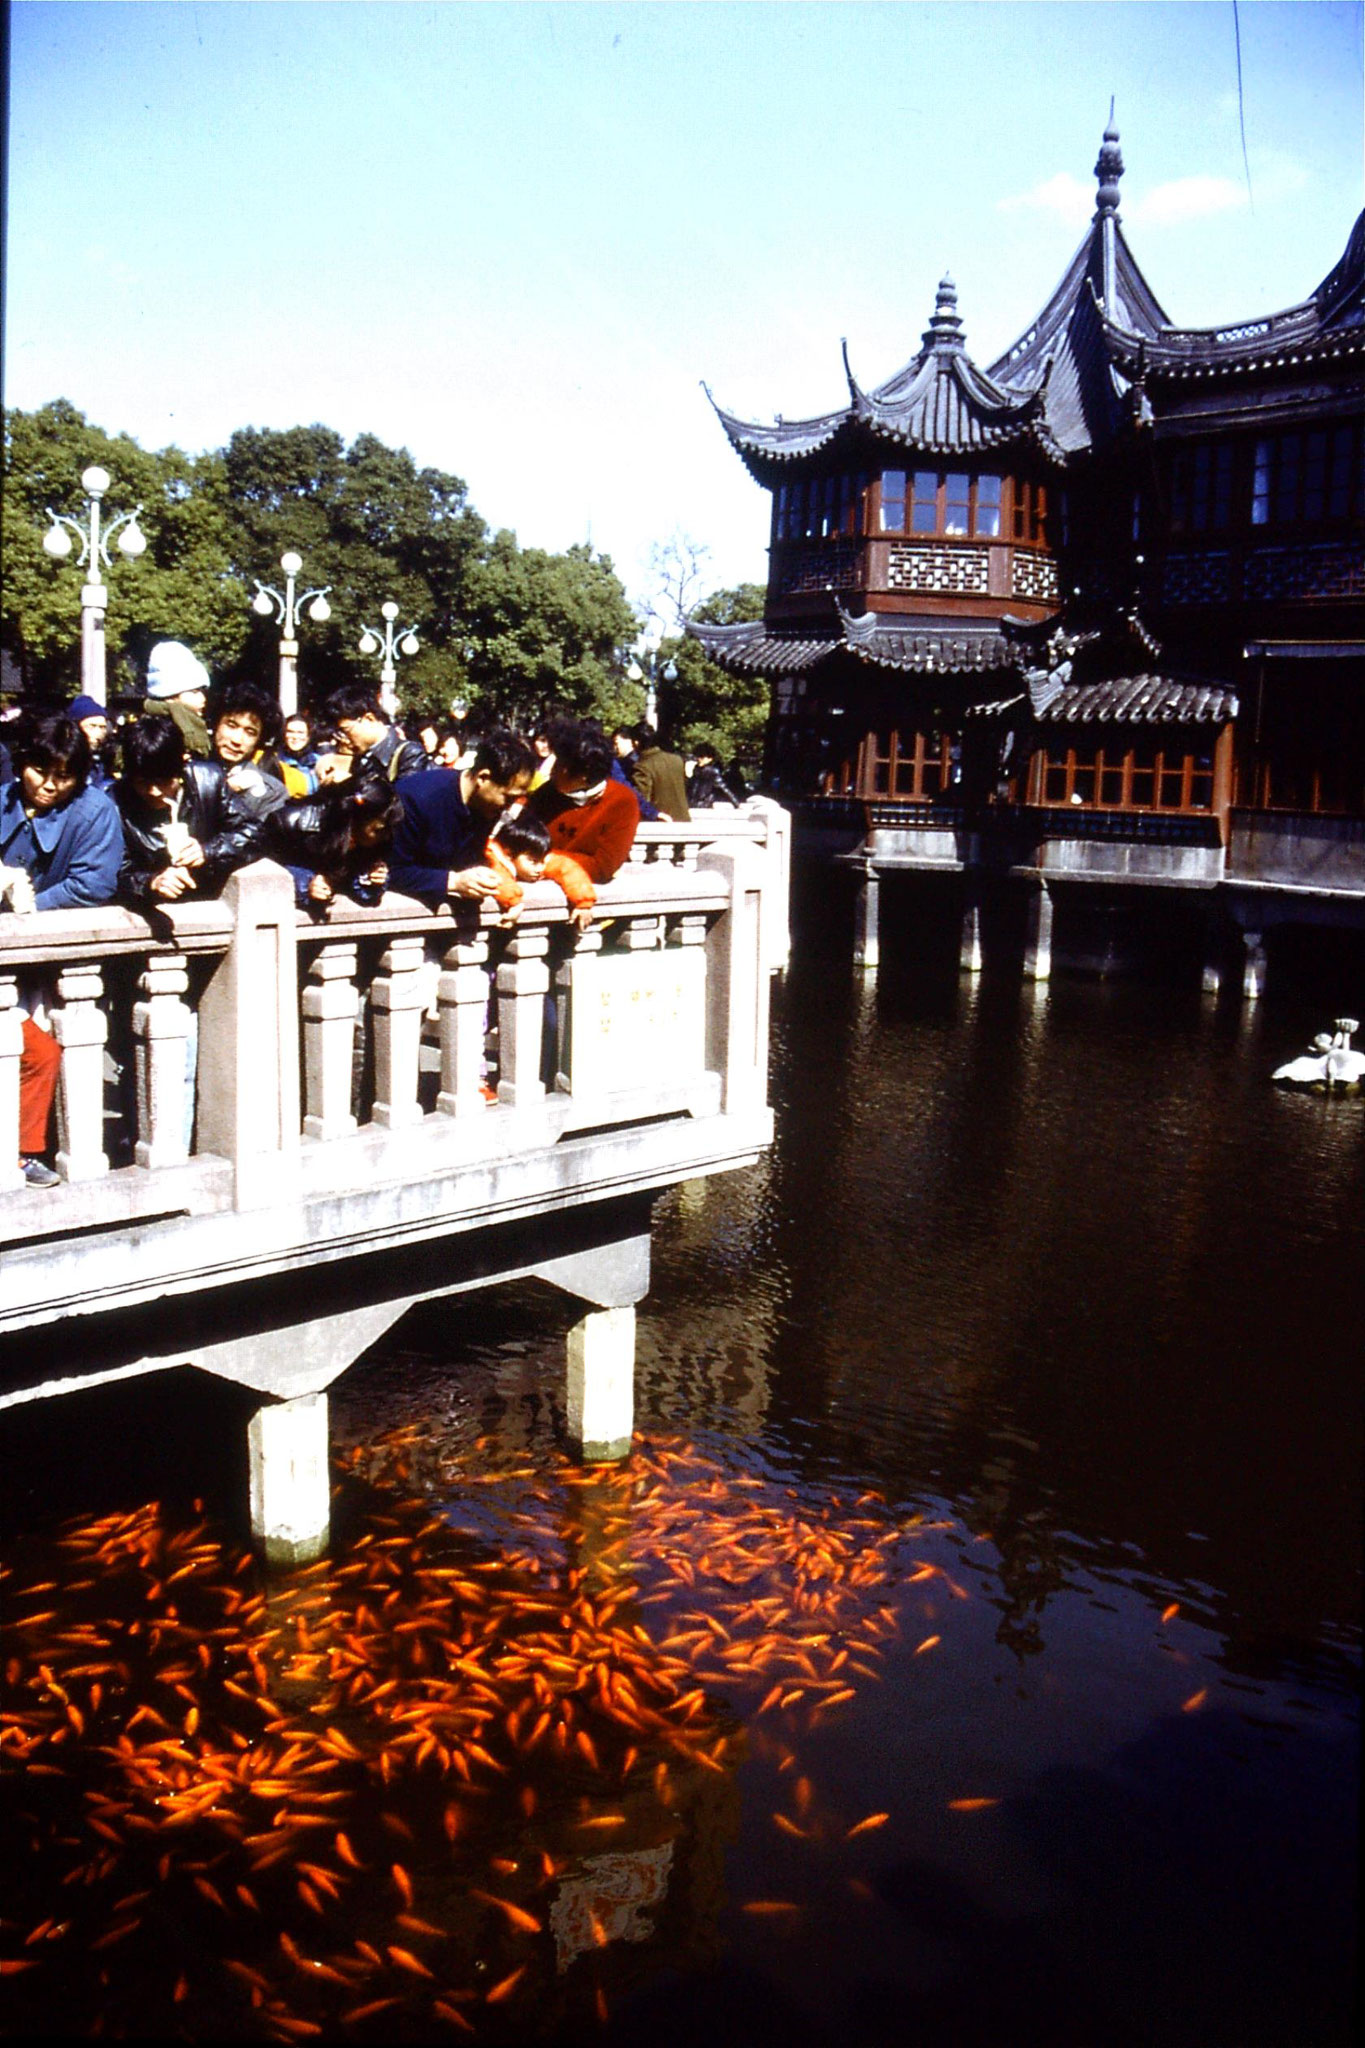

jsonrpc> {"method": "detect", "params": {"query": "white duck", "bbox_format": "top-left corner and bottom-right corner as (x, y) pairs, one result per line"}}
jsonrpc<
(1273, 1017), (1365, 1089)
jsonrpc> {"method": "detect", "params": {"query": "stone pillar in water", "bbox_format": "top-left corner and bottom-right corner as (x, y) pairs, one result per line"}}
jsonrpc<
(566, 1305), (635, 1463)
(854, 866), (880, 971)
(248, 1391), (331, 1566)
(1023, 883), (1053, 983)
(959, 895), (983, 975)
(1242, 931), (1267, 1002)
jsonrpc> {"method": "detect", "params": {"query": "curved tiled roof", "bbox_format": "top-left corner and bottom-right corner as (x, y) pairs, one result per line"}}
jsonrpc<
(706, 278), (1053, 478)
(1035, 675), (1237, 724)
(686, 609), (1020, 678)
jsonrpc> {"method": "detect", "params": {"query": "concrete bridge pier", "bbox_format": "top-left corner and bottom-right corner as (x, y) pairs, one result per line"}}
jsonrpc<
(1023, 882), (1053, 983)
(248, 1391), (331, 1567)
(530, 1234), (651, 1463)
(959, 892), (984, 975)
(1241, 929), (1268, 1001)
(853, 866), (880, 971)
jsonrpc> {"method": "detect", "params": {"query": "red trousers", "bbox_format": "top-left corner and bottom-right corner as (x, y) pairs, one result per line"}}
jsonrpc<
(20, 1016), (61, 1157)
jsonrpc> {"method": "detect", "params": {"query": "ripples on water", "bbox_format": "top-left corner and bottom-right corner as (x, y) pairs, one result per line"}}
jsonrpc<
(2, 928), (1360, 2045)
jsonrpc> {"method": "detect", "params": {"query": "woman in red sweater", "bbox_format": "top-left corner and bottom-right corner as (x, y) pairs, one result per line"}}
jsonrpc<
(528, 719), (639, 882)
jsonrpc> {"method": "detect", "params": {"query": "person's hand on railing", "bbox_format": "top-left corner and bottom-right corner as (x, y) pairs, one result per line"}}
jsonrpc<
(307, 874), (335, 905)
(569, 905), (594, 934)
(0, 864), (36, 915)
(149, 866), (197, 901)
(362, 862), (388, 890)
(173, 837), (206, 870)
(447, 865), (502, 902)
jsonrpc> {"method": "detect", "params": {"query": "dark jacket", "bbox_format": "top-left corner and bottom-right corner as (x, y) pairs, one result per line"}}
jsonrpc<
(360, 726), (427, 784)
(387, 768), (489, 906)
(687, 759), (743, 809)
(114, 761), (268, 906)
(265, 796), (386, 910)
(632, 745), (691, 821)
(0, 778), (123, 910)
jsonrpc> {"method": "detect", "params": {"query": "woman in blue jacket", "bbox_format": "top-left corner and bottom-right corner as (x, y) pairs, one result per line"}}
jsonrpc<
(0, 711), (122, 1186)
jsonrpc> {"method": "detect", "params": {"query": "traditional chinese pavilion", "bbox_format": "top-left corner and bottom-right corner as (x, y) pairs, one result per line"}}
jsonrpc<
(693, 125), (1364, 989)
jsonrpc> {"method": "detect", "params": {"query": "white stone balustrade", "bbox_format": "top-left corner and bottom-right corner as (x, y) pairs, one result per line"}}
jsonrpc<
(435, 930), (492, 1117)
(370, 934), (426, 1129)
(52, 963), (110, 1183)
(132, 953), (193, 1168)
(301, 941), (360, 1141)
(0, 976), (24, 1193)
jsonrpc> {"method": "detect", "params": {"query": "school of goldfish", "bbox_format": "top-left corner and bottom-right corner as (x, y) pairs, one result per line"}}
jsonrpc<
(1, 1428), (968, 2041)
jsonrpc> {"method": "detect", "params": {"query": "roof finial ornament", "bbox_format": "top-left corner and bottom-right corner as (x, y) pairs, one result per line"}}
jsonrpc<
(1094, 101), (1124, 216)
(922, 273), (966, 354)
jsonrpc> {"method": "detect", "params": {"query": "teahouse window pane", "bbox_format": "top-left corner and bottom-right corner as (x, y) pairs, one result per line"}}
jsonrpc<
(911, 471), (939, 533)
(944, 473), (970, 535)
(880, 469), (906, 533)
(975, 475), (1002, 537)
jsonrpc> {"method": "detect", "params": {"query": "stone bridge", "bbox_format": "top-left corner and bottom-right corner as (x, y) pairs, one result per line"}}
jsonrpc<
(0, 805), (790, 1562)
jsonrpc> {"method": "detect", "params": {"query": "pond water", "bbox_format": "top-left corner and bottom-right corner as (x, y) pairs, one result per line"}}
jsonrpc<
(3, 907), (1360, 2046)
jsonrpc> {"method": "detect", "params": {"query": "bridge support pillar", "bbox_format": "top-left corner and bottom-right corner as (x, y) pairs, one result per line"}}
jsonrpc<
(854, 867), (880, 971)
(248, 1390), (331, 1567)
(566, 1305), (635, 1463)
(959, 895), (983, 976)
(1023, 883), (1053, 983)
(1241, 930), (1267, 1002)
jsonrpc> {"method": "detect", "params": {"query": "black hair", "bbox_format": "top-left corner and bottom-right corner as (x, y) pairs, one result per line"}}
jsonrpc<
(470, 729), (536, 787)
(632, 722), (658, 750)
(206, 678), (282, 751)
(121, 715), (186, 783)
(610, 726), (635, 746)
(306, 777), (404, 875)
(321, 684), (384, 727)
(555, 718), (612, 787)
(10, 710), (91, 788)
(692, 739), (719, 762)
(497, 809), (552, 861)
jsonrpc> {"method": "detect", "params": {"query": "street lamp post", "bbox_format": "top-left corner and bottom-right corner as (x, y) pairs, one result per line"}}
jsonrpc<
(41, 466), (148, 704)
(251, 551), (332, 717)
(358, 602), (419, 721)
(626, 653), (678, 730)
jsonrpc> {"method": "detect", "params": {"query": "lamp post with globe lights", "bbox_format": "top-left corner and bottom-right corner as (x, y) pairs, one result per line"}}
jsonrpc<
(41, 466), (148, 704)
(358, 602), (419, 721)
(625, 652), (678, 730)
(250, 552), (332, 716)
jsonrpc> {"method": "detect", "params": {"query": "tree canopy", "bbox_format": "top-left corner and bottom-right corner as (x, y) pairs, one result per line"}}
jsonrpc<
(3, 404), (773, 767)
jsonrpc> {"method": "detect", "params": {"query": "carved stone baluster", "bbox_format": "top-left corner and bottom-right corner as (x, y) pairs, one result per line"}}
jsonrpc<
(436, 930), (491, 1117)
(370, 936), (425, 1129)
(302, 942), (360, 1141)
(133, 952), (194, 1167)
(0, 976), (24, 1192)
(553, 922), (603, 1092)
(618, 913), (664, 954)
(52, 963), (109, 1182)
(495, 924), (551, 1107)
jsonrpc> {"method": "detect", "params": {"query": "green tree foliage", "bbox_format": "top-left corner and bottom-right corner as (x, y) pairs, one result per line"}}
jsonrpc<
(462, 536), (639, 732)
(2, 403), (650, 734)
(2, 401), (243, 697)
(661, 581), (769, 766)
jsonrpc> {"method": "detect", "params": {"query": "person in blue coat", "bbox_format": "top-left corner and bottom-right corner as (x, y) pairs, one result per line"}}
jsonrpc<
(387, 730), (535, 909)
(0, 709), (122, 910)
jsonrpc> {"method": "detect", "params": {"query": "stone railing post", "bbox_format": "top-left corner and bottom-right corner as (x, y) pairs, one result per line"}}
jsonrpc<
(0, 976), (24, 1192)
(697, 841), (768, 1114)
(495, 924), (551, 1107)
(132, 952), (194, 1168)
(301, 941), (359, 1141)
(53, 963), (109, 1183)
(436, 930), (491, 1117)
(370, 935), (425, 1129)
(196, 862), (301, 1210)
(552, 923), (603, 1092)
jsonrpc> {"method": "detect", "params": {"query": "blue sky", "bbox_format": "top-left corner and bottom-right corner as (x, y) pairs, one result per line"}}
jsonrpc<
(6, 1), (1362, 620)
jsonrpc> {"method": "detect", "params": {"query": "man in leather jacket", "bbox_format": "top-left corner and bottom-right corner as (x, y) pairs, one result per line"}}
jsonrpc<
(321, 685), (427, 784)
(114, 715), (269, 905)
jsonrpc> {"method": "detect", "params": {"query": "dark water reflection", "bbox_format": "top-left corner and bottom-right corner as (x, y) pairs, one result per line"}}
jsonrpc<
(3, 923), (1360, 2046)
(327, 938), (1361, 2046)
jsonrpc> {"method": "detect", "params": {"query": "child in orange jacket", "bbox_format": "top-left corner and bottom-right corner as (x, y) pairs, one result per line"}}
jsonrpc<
(487, 809), (595, 931)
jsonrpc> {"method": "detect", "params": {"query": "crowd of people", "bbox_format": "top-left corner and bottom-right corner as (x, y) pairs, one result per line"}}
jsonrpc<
(0, 639), (750, 1189)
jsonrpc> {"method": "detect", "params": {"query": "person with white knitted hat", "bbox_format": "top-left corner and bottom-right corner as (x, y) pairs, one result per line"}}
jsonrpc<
(142, 640), (211, 758)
